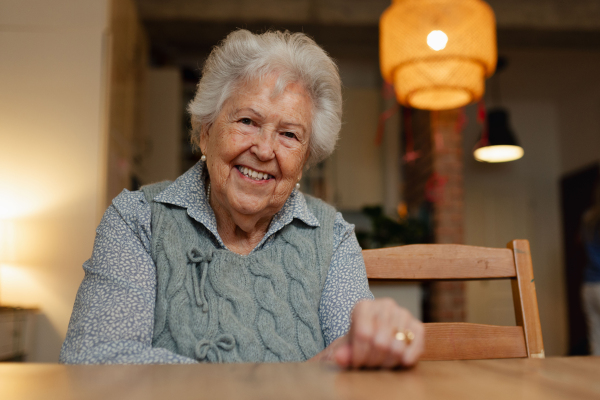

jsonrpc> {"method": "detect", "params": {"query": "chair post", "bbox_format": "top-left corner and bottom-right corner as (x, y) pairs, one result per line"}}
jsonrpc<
(507, 239), (545, 358)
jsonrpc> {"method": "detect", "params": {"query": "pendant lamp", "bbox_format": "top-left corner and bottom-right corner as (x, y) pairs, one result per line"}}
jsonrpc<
(474, 108), (523, 163)
(380, 0), (497, 110)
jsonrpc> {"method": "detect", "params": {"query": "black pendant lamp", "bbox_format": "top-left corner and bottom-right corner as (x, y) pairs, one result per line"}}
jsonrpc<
(473, 56), (523, 163)
(474, 108), (524, 163)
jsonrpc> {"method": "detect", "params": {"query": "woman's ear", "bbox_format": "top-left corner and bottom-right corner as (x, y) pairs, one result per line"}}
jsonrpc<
(301, 148), (311, 173)
(199, 123), (211, 155)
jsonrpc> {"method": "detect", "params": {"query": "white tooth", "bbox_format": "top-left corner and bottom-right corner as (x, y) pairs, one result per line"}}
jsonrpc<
(252, 171), (258, 178)
(257, 172), (264, 179)
(243, 167), (249, 175)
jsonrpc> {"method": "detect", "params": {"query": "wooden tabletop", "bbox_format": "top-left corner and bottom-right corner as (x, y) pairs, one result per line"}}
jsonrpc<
(2, 357), (600, 400)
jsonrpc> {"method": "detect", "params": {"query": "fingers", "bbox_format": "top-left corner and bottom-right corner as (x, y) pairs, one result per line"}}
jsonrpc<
(333, 340), (352, 368)
(380, 333), (407, 369)
(312, 335), (350, 365)
(401, 319), (425, 366)
(350, 300), (376, 368)
(366, 301), (408, 368)
(380, 311), (411, 369)
(345, 298), (424, 369)
(365, 305), (394, 367)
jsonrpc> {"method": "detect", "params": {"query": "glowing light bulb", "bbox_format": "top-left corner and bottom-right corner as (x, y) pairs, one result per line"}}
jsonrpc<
(474, 145), (524, 163)
(427, 30), (448, 51)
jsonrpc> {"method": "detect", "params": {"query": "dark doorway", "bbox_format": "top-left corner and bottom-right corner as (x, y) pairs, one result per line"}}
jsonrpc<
(560, 162), (600, 355)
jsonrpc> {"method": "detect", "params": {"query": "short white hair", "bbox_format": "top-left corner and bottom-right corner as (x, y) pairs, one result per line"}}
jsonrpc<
(188, 29), (342, 166)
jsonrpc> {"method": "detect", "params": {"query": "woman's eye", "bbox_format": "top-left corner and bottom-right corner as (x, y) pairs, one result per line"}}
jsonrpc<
(282, 131), (297, 139)
(240, 118), (252, 125)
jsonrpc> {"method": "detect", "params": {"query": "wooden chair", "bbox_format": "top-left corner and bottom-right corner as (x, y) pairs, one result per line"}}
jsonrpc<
(363, 239), (545, 360)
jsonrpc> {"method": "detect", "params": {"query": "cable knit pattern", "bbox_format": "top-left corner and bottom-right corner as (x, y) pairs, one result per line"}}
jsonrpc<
(59, 161), (373, 364)
(143, 182), (336, 363)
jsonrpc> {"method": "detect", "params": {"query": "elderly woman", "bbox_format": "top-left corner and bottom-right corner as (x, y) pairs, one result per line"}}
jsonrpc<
(60, 29), (424, 368)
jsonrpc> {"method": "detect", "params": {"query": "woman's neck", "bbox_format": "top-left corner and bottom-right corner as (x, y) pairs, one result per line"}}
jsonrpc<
(210, 196), (271, 255)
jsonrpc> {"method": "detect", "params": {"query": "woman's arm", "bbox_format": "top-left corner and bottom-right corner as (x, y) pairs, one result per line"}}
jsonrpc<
(59, 190), (196, 364)
(315, 213), (424, 368)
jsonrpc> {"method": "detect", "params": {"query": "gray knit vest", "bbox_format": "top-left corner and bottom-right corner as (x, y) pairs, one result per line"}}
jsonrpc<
(142, 182), (336, 363)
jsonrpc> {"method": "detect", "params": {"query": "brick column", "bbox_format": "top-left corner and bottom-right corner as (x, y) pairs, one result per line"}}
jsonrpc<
(429, 109), (466, 322)
(403, 108), (466, 323)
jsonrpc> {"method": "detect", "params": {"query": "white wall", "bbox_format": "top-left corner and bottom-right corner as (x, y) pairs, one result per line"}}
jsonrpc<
(0, 0), (109, 361)
(463, 48), (600, 356)
(329, 60), (385, 210)
(139, 68), (182, 184)
(330, 87), (384, 209)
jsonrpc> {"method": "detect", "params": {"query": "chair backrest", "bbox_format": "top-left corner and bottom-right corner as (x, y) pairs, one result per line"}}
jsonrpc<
(362, 239), (545, 360)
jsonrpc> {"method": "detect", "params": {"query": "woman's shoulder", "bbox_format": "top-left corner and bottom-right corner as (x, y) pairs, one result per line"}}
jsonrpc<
(139, 181), (173, 203)
(301, 193), (336, 214)
(102, 188), (153, 239)
(300, 193), (338, 225)
(299, 193), (352, 233)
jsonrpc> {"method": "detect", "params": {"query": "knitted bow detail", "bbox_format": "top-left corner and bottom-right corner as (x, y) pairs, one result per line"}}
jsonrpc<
(188, 248), (213, 313)
(195, 333), (235, 363)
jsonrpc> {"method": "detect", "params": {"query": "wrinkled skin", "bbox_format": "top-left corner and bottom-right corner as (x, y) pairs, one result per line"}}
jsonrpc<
(200, 74), (311, 255)
(200, 73), (424, 368)
(310, 298), (425, 368)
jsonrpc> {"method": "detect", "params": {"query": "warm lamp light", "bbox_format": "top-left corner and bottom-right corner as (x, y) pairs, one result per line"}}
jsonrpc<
(0, 220), (16, 264)
(474, 108), (524, 163)
(474, 145), (523, 163)
(427, 30), (448, 51)
(0, 219), (17, 304)
(380, 0), (497, 110)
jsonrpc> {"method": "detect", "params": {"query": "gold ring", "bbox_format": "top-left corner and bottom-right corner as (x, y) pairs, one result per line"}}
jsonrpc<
(394, 329), (415, 345)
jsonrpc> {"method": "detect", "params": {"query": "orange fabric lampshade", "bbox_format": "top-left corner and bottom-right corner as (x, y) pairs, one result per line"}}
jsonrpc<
(380, 0), (497, 110)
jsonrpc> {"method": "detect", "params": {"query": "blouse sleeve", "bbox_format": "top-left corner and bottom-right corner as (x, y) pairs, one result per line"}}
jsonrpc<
(59, 190), (196, 364)
(318, 213), (374, 347)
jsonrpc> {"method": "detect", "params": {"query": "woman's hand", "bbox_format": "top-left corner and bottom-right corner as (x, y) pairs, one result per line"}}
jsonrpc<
(311, 298), (424, 368)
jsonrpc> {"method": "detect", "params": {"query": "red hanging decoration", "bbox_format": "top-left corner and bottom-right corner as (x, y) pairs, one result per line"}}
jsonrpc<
(374, 82), (400, 146)
(375, 103), (400, 146)
(403, 107), (420, 163)
(382, 81), (396, 100)
(455, 107), (468, 134)
(425, 172), (448, 203)
(477, 100), (489, 146)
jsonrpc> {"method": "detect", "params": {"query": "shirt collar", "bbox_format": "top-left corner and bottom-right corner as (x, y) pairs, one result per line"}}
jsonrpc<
(153, 161), (319, 249)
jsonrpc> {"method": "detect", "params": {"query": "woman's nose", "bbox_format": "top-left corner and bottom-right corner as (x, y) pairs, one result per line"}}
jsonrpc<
(251, 129), (277, 161)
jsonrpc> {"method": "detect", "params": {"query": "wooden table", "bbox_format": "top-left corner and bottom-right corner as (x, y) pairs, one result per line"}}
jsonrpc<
(1, 357), (599, 400)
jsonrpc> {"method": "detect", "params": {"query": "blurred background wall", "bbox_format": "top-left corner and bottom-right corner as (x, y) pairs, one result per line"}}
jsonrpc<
(0, 0), (110, 361)
(1, 0), (600, 361)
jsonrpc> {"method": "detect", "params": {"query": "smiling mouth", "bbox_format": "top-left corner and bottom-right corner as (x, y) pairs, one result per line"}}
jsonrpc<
(236, 165), (274, 181)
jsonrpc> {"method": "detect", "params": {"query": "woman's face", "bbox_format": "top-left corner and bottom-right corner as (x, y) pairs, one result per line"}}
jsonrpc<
(200, 74), (312, 226)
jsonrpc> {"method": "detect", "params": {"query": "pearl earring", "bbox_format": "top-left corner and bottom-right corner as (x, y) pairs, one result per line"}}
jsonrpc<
(201, 155), (206, 162)
(296, 182), (300, 190)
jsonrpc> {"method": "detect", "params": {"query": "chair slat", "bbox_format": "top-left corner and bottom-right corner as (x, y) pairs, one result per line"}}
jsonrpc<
(508, 240), (545, 358)
(363, 244), (516, 280)
(421, 323), (528, 361)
